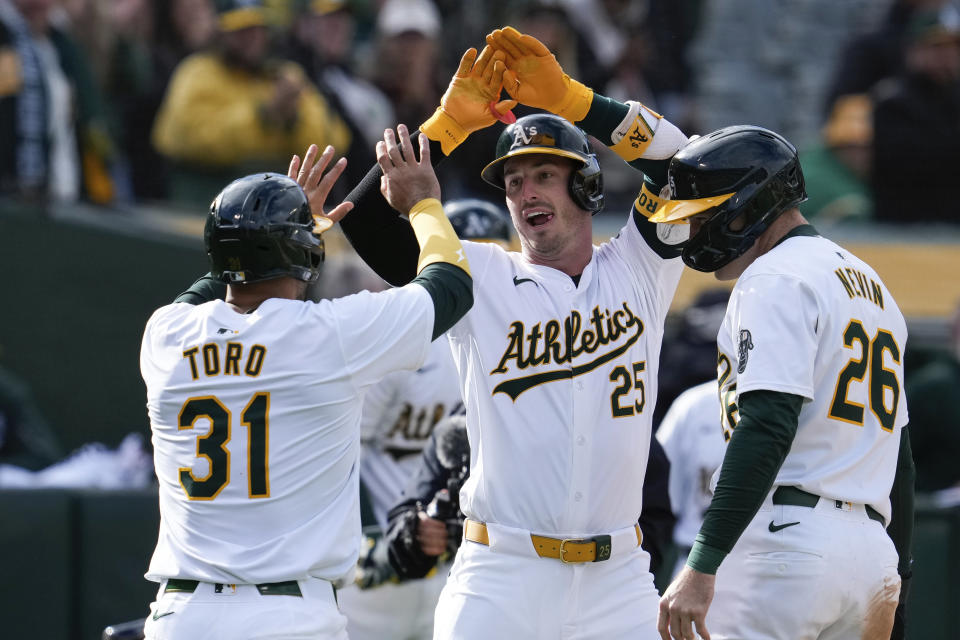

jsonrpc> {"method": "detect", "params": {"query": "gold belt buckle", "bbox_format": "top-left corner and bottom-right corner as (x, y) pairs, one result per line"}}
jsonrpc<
(558, 538), (585, 563)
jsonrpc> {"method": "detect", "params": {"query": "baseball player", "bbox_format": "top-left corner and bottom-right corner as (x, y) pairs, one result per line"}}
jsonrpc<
(336, 199), (512, 640)
(655, 380), (726, 578)
(335, 29), (692, 638)
(650, 126), (915, 640)
(139, 129), (473, 640)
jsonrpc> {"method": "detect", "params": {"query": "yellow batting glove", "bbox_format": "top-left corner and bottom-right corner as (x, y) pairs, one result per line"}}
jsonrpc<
(421, 47), (518, 155)
(486, 26), (593, 123)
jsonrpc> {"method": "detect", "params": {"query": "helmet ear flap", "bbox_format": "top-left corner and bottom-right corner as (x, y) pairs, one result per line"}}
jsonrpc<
(569, 154), (604, 214)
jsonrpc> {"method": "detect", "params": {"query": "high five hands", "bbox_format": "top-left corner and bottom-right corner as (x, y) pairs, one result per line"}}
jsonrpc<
(287, 144), (354, 234)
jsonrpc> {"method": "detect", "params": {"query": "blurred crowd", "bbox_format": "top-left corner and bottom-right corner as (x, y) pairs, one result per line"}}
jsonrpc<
(0, 0), (957, 224)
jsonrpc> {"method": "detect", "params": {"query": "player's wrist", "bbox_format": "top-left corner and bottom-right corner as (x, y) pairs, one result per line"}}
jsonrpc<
(685, 540), (727, 575)
(421, 108), (468, 156)
(553, 78), (593, 123)
(408, 198), (471, 276)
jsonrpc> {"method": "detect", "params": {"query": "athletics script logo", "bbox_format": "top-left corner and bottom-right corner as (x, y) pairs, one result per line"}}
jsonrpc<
(489, 302), (644, 400)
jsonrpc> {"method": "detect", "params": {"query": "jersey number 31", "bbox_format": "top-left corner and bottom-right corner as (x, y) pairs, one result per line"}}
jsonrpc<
(177, 393), (270, 500)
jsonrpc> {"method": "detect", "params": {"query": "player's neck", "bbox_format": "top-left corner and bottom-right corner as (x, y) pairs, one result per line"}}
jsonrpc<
(226, 277), (306, 313)
(521, 233), (593, 277)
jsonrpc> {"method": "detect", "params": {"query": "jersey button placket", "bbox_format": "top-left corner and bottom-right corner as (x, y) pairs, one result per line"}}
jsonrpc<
(570, 378), (591, 526)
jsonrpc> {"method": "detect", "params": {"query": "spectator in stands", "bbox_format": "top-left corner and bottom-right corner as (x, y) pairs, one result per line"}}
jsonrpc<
(102, 0), (217, 202)
(281, 0), (388, 196)
(799, 93), (874, 224)
(286, 0), (394, 151)
(872, 5), (960, 225)
(0, 0), (119, 208)
(825, 0), (951, 112)
(370, 0), (442, 130)
(151, 0), (351, 207)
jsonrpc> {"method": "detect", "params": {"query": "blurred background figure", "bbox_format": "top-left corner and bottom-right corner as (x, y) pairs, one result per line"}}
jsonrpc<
(0, 0), (118, 208)
(655, 379), (725, 579)
(102, 0), (217, 203)
(871, 4), (960, 225)
(905, 299), (960, 495)
(798, 93), (874, 225)
(284, 0), (389, 191)
(826, 0), (954, 110)
(287, 0), (394, 150)
(151, 0), (351, 207)
(654, 288), (730, 428)
(369, 0), (442, 130)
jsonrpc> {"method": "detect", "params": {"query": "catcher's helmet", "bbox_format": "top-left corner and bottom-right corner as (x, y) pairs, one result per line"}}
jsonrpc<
(444, 198), (512, 245)
(205, 172), (330, 284)
(648, 125), (807, 272)
(480, 113), (604, 214)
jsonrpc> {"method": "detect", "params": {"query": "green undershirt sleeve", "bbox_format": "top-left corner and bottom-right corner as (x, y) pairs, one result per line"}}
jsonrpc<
(174, 273), (226, 304)
(687, 390), (804, 575)
(411, 262), (473, 340)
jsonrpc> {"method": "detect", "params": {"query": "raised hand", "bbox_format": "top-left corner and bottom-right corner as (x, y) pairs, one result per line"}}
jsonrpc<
(420, 45), (518, 155)
(287, 144), (354, 233)
(485, 26), (593, 122)
(377, 124), (441, 216)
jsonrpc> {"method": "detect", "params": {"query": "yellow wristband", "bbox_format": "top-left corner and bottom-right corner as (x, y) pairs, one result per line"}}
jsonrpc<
(408, 198), (471, 276)
(610, 104), (660, 162)
(554, 79), (594, 123)
(420, 108), (468, 156)
(634, 182), (666, 219)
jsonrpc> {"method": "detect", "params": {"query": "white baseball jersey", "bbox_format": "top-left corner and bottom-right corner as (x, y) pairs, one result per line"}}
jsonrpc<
(140, 286), (434, 585)
(716, 233), (908, 523)
(655, 380), (726, 549)
(448, 221), (683, 536)
(358, 338), (463, 527)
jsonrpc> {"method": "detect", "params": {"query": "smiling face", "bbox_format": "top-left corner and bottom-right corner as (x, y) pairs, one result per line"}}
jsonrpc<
(502, 154), (593, 273)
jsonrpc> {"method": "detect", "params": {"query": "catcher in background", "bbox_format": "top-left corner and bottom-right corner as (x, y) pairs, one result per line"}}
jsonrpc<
(385, 414), (677, 584)
(651, 126), (914, 640)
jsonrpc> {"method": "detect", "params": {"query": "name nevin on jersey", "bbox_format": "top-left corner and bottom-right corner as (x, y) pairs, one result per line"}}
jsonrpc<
(490, 301), (644, 400)
(834, 266), (884, 309)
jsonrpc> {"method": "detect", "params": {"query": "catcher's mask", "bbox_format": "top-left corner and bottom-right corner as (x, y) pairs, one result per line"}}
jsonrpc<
(205, 173), (330, 284)
(480, 113), (604, 214)
(648, 125), (807, 272)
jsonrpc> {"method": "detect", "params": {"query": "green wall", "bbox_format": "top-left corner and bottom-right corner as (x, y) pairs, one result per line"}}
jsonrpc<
(0, 205), (207, 452)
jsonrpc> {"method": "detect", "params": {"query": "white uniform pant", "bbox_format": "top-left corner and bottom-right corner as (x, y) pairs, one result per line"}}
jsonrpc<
(433, 522), (661, 640)
(338, 567), (448, 640)
(143, 578), (346, 640)
(707, 495), (901, 640)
